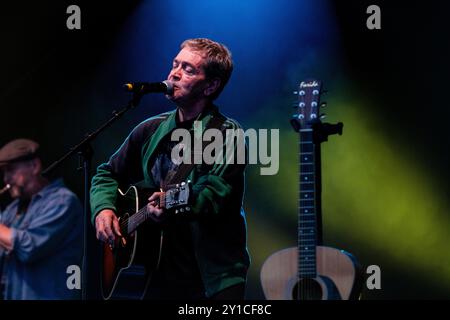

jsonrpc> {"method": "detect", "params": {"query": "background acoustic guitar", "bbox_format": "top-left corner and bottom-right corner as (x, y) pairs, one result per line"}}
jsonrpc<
(260, 80), (363, 300)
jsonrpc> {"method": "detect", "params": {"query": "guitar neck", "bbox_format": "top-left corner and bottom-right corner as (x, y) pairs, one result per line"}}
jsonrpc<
(298, 129), (318, 278)
(121, 195), (166, 236)
(123, 206), (151, 236)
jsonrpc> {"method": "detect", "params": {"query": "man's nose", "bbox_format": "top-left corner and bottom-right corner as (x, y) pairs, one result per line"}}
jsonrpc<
(169, 73), (181, 82)
(169, 67), (181, 81)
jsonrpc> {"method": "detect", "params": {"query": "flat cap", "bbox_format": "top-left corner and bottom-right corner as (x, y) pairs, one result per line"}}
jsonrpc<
(0, 139), (40, 167)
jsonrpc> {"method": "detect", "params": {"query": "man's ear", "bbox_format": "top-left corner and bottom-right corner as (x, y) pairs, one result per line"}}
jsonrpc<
(204, 78), (221, 97)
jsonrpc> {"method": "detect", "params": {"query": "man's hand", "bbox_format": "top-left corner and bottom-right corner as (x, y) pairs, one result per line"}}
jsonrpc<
(95, 209), (122, 244)
(0, 224), (13, 251)
(147, 192), (165, 222)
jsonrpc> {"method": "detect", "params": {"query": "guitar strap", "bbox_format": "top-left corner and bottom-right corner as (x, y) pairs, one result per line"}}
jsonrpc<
(162, 114), (226, 189)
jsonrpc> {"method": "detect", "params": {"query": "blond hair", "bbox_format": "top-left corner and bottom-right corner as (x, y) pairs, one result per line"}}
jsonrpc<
(181, 38), (233, 100)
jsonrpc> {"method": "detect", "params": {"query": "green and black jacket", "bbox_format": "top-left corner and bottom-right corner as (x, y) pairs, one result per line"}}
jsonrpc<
(90, 105), (250, 297)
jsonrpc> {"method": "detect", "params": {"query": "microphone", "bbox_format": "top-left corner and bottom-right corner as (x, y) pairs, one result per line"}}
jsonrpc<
(123, 80), (173, 95)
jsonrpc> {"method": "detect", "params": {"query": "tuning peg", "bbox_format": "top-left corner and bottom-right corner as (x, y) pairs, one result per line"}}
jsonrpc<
(180, 208), (185, 213)
(292, 102), (306, 108)
(320, 102), (327, 108)
(185, 207), (191, 211)
(320, 114), (326, 119)
(293, 91), (298, 95)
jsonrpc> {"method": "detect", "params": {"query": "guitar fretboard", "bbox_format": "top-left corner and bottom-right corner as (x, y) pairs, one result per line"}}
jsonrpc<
(298, 129), (317, 278)
(120, 194), (166, 235)
(122, 207), (150, 235)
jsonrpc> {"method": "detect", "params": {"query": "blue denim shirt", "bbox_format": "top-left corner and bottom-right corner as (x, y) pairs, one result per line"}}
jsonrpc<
(0, 179), (82, 300)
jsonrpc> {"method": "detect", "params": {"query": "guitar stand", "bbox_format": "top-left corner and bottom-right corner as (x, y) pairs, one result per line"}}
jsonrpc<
(312, 122), (344, 144)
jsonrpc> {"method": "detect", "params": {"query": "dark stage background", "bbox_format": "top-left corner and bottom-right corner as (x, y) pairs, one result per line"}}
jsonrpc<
(0, 0), (448, 299)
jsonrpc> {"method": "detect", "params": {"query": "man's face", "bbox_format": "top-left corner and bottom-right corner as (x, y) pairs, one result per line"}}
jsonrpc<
(166, 48), (211, 105)
(2, 160), (35, 199)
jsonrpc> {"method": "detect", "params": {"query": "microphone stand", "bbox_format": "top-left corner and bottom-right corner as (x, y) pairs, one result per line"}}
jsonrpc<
(42, 92), (144, 300)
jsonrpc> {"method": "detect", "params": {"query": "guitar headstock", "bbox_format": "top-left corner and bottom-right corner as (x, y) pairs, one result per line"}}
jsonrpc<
(161, 181), (191, 214)
(291, 79), (325, 132)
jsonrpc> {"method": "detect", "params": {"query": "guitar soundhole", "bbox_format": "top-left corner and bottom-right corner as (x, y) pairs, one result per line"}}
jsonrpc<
(293, 278), (323, 300)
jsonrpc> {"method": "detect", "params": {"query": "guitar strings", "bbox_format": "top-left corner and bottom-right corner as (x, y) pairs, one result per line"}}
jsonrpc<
(119, 206), (149, 234)
(119, 193), (167, 233)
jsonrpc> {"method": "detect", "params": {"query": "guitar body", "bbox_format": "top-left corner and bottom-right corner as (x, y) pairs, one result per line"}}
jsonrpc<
(102, 186), (162, 300)
(101, 182), (191, 299)
(260, 246), (361, 300)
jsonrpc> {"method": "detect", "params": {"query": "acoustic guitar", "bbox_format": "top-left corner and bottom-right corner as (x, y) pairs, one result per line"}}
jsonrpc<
(101, 182), (191, 300)
(260, 80), (362, 300)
